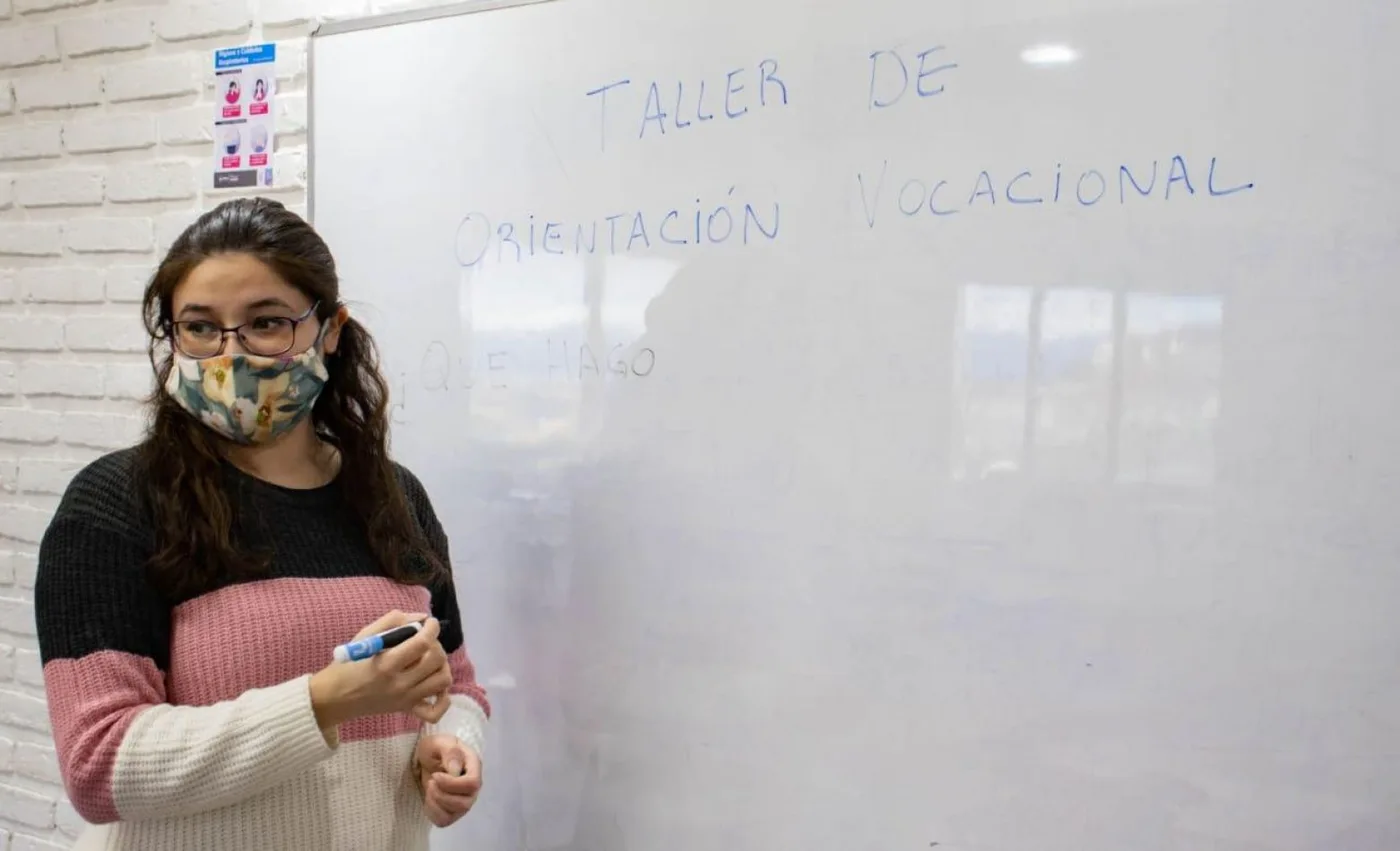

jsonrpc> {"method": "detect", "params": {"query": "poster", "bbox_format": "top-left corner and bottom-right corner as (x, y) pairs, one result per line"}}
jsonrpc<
(212, 43), (276, 189)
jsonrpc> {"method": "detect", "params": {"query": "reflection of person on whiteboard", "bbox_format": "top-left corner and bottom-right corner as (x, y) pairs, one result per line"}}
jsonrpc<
(225, 79), (240, 104)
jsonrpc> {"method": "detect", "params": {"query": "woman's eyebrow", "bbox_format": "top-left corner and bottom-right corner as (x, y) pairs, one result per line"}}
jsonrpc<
(245, 297), (293, 311)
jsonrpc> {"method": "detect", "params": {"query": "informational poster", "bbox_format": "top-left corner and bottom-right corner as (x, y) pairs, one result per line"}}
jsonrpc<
(212, 43), (276, 189)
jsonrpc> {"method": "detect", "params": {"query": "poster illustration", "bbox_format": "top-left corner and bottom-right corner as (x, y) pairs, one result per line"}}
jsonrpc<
(213, 43), (276, 189)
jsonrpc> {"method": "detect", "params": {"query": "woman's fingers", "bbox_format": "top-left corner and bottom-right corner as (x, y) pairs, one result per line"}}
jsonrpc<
(382, 618), (440, 671)
(425, 778), (477, 824)
(423, 789), (454, 827)
(354, 609), (427, 641)
(411, 684), (453, 723)
(412, 689), (452, 723)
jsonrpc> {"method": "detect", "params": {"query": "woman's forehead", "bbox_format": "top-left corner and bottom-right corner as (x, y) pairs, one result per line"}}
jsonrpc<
(172, 254), (308, 311)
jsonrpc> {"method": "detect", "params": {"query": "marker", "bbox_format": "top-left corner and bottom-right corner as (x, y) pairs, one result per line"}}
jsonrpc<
(333, 619), (450, 663)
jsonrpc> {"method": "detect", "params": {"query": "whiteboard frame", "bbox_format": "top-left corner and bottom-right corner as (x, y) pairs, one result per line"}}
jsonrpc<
(305, 0), (559, 224)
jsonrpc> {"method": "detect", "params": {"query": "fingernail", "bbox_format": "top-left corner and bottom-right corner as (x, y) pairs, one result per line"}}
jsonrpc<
(447, 759), (463, 775)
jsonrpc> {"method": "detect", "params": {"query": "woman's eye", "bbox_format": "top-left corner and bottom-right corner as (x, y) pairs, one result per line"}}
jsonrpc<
(250, 317), (289, 332)
(185, 321), (218, 336)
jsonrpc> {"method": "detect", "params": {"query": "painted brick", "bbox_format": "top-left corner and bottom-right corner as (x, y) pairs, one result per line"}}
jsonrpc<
(0, 317), (64, 351)
(0, 177), (10, 210)
(105, 362), (153, 400)
(104, 56), (203, 103)
(262, 0), (366, 26)
(106, 266), (150, 303)
(16, 0), (96, 13)
(107, 161), (197, 203)
(12, 835), (70, 851)
(16, 457), (84, 495)
(65, 217), (153, 253)
(61, 412), (143, 450)
(279, 93), (307, 135)
(0, 0), (9, 17)
(0, 408), (60, 445)
(12, 648), (39, 686)
(56, 799), (85, 838)
(65, 314), (147, 352)
(63, 113), (156, 153)
(0, 646), (12, 682)
(157, 1), (251, 42)
(58, 10), (153, 57)
(156, 208), (200, 251)
(0, 597), (37, 634)
(0, 362), (15, 397)
(13, 742), (60, 785)
(0, 123), (62, 161)
(158, 105), (213, 147)
(0, 782), (54, 828)
(0, 505), (49, 545)
(13, 69), (102, 112)
(19, 362), (104, 398)
(0, 269), (13, 301)
(17, 267), (105, 303)
(0, 25), (59, 70)
(1, 496), (53, 548)
(6, 551), (37, 589)
(0, 223), (64, 257)
(0, 80), (12, 116)
(13, 169), (103, 208)
(0, 737), (12, 773)
(274, 38), (306, 82)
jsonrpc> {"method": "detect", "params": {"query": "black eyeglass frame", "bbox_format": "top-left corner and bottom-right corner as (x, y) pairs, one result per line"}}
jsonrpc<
(165, 301), (322, 360)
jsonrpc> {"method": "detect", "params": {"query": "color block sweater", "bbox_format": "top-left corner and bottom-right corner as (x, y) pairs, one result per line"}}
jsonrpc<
(34, 449), (490, 851)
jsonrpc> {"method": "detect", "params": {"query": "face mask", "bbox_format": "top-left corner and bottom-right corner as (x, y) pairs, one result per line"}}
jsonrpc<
(165, 332), (331, 445)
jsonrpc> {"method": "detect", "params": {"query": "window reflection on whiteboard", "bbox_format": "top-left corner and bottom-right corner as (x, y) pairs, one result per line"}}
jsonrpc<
(953, 283), (1223, 485)
(953, 284), (1031, 482)
(1118, 293), (1222, 487)
(1036, 288), (1114, 482)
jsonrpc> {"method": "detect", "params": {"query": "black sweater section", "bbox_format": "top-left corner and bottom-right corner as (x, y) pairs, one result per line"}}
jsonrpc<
(35, 448), (466, 670)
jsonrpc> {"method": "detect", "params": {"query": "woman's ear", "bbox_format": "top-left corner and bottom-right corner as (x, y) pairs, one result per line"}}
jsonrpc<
(323, 305), (351, 355)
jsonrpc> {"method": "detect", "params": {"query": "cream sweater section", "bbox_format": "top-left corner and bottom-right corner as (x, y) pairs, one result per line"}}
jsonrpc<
(69, 679), (485, 851)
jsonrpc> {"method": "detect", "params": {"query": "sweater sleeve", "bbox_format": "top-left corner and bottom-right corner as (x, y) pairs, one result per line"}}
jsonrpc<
(35, 458), (337, 825)
(397, 465), (490, 755)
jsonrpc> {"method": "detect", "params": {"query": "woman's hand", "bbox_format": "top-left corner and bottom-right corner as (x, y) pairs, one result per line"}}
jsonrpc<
(309, 611), (454, 731)
(415, 734), (482, 828)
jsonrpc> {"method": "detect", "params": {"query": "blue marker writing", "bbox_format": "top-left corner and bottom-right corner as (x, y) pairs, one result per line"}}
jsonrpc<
(332, 619), (449, 663)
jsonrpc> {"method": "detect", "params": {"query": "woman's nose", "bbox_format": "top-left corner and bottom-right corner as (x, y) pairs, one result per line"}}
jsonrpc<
(220, 329), (249, 355)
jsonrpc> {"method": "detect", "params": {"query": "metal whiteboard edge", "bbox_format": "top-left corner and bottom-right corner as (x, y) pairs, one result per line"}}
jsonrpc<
(306, 30), (317, 225)
(313, 0), (558, 39)
(306, 0), (559, 225)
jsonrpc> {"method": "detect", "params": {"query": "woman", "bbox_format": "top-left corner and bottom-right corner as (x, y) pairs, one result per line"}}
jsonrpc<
(34, 198), (490, 850)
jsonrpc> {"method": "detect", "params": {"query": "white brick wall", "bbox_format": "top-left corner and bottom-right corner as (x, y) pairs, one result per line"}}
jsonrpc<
(0, 0), (432, 844)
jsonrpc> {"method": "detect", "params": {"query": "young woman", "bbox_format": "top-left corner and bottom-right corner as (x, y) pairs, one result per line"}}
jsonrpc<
(35, 197), (489, 850)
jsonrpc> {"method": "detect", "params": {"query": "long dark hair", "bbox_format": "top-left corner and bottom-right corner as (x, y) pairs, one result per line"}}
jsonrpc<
(137, 197), (443, 599)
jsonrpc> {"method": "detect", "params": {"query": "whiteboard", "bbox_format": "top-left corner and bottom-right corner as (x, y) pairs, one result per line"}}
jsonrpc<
(309, 0), (1400, 848)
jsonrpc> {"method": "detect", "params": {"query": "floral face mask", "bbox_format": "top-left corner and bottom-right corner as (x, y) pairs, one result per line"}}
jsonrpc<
(165, 329), (331, 445)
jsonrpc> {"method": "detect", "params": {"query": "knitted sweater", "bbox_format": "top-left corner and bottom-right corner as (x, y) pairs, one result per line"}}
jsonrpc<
(34, 449), (490, 851)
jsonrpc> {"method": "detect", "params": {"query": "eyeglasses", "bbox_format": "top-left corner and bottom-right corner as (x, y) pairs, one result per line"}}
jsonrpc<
(168, 302), (320, 359)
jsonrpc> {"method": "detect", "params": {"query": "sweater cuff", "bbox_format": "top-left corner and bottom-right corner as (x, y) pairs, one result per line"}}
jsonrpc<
(429, 695), (488, 757)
